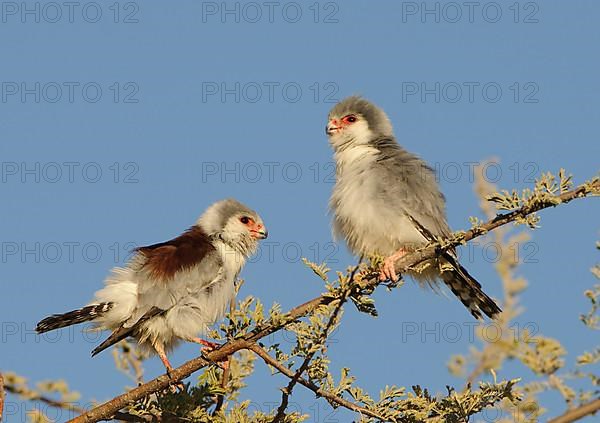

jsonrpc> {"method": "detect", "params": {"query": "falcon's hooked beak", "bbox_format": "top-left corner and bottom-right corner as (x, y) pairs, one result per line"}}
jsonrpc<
(326, 119), (341, 136)
(249, 222), (268, 240)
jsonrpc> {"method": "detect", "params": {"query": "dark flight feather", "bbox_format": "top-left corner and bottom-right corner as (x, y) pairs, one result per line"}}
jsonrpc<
(91, 306), (166, 356)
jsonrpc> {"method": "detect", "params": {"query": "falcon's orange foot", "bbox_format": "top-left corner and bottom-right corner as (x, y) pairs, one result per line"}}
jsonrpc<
(190, 337), (229, 370)
(191, 337), (220, 350)
(380, 248), (408, 282)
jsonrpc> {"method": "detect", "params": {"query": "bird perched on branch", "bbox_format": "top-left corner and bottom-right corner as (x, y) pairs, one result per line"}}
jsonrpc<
(36, 198), (267, 373)
(326, 96), (501, 319)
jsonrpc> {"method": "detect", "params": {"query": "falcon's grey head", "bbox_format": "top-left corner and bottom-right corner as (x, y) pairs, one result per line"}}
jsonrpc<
(326, 96), (394, 149)
(197, 198), (267, 255)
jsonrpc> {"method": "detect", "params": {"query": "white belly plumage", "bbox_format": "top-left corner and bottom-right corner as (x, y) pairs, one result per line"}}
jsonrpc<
(333, 176), (426, 257)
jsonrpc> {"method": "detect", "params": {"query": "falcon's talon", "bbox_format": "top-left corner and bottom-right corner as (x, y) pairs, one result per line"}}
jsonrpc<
(201, 348), (229, 370)
(164, 366), (185, 392)
(380, 249), (406, 282)
(191, 337), (220, 353)
(200, 346), (218, 359)
(194, 338), (229, 370)
(198, 339), (220, 350)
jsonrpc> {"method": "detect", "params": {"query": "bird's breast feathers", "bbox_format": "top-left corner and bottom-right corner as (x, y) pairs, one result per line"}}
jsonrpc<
(334, 144), (379, 170)
(213, 239), (246, 281)
(332, 153), (430, 256)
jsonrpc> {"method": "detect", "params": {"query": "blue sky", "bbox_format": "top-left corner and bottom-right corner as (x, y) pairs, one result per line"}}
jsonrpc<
(1, 1), (599, 421)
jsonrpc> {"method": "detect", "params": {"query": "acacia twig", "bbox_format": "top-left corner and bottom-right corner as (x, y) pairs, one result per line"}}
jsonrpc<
(248, 344), (391, 422)
(271, 276), (352, 422)
(213, 286), (240, 415)
(66, 179), (599, 423)
(213, 357), (231, 414)
(465, 167), (515, 385)
(548, 398), (600, 423)
(3, 382), (146, 422)
(5, 382), (85, 414)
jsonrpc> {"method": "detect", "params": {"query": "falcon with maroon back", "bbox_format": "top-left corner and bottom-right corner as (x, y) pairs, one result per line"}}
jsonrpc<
(36, 198), (267, 373)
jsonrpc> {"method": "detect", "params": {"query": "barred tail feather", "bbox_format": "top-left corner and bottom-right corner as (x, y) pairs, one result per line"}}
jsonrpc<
(440, 256), (501, 320)
(401, 212), (501, 319)
(36, 303), (113, 333)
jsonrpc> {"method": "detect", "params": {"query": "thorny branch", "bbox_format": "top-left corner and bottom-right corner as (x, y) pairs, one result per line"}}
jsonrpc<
(2, 381), (146, 422)
(548, 398), (600, 423)
(271, 269), (354, 422)
(60, 177), (598, 423)
(213, 282), (241, 415)
(465, 169), (517, 385)
(248, 343), (390, 422)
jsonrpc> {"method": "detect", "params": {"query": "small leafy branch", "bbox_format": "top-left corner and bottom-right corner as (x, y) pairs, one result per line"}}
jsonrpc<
(4, 169), (599, 423)
(450, 166), (600, 423)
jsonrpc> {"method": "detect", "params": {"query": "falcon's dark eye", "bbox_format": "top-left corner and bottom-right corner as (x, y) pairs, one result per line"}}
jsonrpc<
(343, 115), (357, 123)
(240, 216), (250, 224)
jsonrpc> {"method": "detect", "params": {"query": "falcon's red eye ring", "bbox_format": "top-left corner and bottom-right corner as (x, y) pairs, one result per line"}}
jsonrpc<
(240, 216), (250, 224)
(343, 115), (357, 123)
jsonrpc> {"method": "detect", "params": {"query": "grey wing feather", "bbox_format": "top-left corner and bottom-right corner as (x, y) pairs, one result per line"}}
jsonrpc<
(374, 137), (451, 237)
